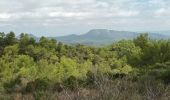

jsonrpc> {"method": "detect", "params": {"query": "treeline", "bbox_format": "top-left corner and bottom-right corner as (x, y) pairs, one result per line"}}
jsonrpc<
(0, 32), (170, 99)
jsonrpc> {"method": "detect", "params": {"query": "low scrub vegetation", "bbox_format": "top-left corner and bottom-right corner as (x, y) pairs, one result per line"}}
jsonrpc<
(0, 32), (170, 100)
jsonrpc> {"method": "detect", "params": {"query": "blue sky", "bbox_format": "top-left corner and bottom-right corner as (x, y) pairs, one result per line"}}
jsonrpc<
(0, 0), (170, 36)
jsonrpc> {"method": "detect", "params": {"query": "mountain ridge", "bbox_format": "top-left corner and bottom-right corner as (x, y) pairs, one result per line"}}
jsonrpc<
(25, 29), (170, 46)
(54, 29), (169, 46)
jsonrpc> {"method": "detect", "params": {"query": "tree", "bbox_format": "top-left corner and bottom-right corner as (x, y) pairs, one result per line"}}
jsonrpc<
(4, 32), (17, 46)
(60, 56), (79, 80)
(140, 40), (170, 65)
(111, 40), (142, 66)
(19, 33), (36, 54)
(3, 44), (19, 56)
(0, 32), (5, 55)
(0, 32), (5, 46)
(134, 33), (149, 49)
(39, 37), (57, 49)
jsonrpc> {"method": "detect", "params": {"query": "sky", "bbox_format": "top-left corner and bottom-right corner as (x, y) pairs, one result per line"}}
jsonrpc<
(0, 0), (170, 36)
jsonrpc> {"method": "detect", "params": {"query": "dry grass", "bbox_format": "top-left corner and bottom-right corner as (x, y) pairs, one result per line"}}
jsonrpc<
(1, 76), (170, 100)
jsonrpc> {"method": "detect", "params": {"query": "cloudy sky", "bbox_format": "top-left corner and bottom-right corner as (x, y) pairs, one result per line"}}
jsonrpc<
(0, 0), (170, 36)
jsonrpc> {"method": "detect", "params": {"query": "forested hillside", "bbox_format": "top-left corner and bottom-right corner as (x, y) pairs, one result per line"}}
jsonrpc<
(0, 32), (170, 100)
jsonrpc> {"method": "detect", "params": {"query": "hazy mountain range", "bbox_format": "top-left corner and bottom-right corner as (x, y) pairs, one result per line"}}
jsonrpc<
(27, 29), (170, 46)
(52, 29), (170, 46)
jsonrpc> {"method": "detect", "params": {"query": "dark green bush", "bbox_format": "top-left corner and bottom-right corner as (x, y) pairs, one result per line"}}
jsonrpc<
(25, 78), (49, 92)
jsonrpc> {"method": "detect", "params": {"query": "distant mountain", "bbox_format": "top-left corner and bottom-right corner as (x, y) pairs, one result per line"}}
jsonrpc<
(54, 29), (169, 46)
(152, 31), (170, 36)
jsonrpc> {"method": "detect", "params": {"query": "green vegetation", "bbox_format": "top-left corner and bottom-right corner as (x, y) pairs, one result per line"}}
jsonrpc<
(0, 32), (170, 100)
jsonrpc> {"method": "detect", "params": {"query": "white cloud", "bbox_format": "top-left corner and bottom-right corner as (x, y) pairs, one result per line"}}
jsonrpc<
(0, 13), (11, 19)
(0, 0), (140, 22)
(96, 1), (109, 8)
(48, 12), (90, 18)
(0, 0), (170, 35)
(155, 8), (170, 17)
(108, 8), (139, 17)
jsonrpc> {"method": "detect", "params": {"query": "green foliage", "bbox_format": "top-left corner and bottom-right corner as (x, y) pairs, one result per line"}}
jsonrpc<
(19, 33), (36, 54)
(0, 32), (170, 96)
(111, 40), (142, 66)
(39, 36), (57, 49)
(4, 32), (17, 46)
(60, 56), (79, 79)
(3, 44), (19, 56)
(0, 32), (5, 47)
(134, 33), (149, 49)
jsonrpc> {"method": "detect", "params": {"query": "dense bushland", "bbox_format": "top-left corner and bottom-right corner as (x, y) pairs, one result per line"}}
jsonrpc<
(0, 32), (170, 100)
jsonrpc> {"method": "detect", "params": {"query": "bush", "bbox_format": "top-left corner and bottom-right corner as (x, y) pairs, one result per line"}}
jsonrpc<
(3, 77), (22, 93)
(25, 78), (49, 92)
